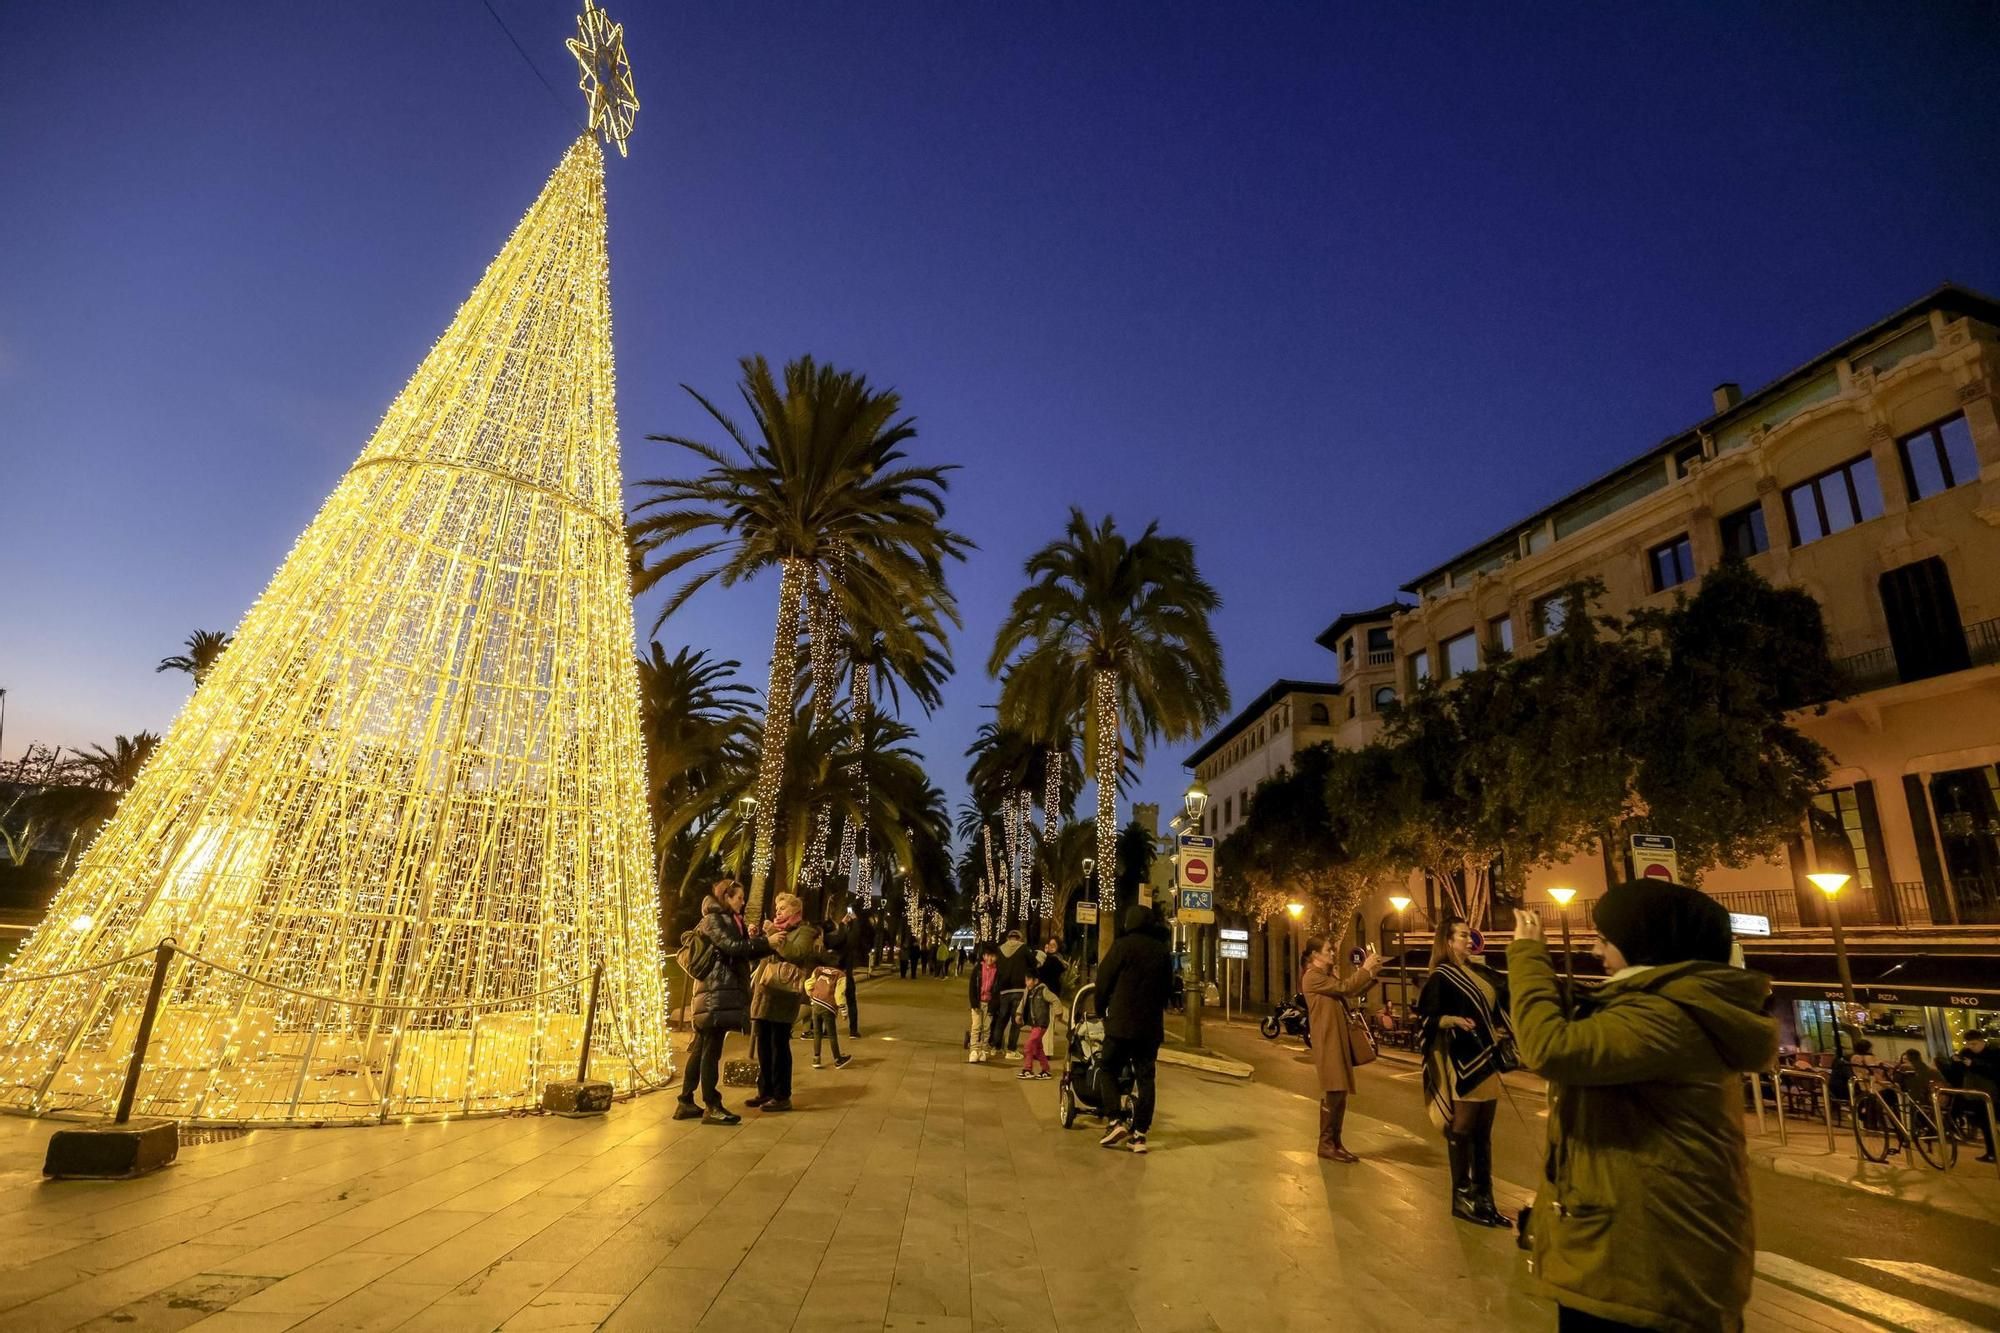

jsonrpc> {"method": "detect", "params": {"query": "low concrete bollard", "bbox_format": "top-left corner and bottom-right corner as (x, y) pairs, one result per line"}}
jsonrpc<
(44, 1118), (180, 1179)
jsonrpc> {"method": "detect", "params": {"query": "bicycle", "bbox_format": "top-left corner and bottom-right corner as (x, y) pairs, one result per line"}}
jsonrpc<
(1849, 1079), (1957, 1169)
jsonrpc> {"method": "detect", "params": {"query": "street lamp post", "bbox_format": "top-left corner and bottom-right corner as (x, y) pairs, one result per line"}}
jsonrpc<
(1180, 779), (1209, 1049)
(1547, 886), (1576, 1014)
(1388, 895), (1411, 1020)
(1809, 873), (1857, 1065)
(1081, 856), (1095, 963)
(1285, 900), (1305, 999)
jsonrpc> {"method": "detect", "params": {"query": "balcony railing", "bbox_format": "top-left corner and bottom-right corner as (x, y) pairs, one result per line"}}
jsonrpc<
(1366, 649), (1395, 666)
(1834, 617), (2000, 694)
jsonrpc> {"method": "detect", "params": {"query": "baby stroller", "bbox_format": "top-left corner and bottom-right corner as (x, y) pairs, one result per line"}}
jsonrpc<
(1057, 983), (1134, 1129)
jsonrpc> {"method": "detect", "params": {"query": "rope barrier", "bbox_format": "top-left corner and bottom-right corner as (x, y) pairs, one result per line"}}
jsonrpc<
(0, 947), (158, 986)
(166, 944), (586, 1015)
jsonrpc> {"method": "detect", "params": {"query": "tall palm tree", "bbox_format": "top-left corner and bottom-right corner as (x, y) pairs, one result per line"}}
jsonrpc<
(990, 510), (1229, 953)
(629, 355), (970, 916)
(635, 644), (756, 933)
(156, 630), (231, 684)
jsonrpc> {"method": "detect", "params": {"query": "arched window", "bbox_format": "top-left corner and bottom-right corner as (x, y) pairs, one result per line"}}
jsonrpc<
(1373, 685), (1396, 711)
(1308, 702), (1331, 725)
(1346, 697), (1357, 719)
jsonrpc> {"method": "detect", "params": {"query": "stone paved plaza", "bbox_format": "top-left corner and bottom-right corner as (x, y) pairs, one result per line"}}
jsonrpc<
(0, 976), (1936, 1331)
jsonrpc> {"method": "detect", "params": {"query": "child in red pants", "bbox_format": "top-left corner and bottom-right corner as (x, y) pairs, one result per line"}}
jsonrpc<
(1017, 978), (1054, 1079)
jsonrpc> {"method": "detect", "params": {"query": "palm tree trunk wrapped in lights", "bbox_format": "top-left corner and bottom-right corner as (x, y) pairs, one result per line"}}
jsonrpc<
(0, 135), (671, 1124)
(747, 558), (811, 915)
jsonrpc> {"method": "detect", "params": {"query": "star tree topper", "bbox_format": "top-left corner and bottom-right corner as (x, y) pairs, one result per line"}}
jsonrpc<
(568, 0), (638, 157)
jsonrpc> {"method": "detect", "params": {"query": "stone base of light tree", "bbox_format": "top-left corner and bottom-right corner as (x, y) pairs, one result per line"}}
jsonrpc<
(540, 1079), (614, 1117)
(43, 1118), (180, 1179)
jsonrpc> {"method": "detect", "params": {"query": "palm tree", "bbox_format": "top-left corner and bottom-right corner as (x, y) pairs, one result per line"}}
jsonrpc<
(629, 355), (970, 916)
(156, 630), (231, 684)
(991, 510), (1229, 953)
(37, 733), (162, 842)
(635, 644), (756, 935)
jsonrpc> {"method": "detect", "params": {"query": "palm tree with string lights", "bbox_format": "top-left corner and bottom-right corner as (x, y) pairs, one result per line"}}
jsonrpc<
(155, 630), (232, 685)
(990, 509), (1229, 957)
(629, 355), (970, 916)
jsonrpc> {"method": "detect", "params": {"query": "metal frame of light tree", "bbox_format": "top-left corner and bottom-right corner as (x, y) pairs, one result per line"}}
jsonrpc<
(0, 133), (671, 1124)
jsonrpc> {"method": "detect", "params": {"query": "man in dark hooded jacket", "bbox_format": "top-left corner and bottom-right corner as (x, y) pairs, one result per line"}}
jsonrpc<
(674, 880), (771, 1126)
(1511, 880), (1777, 1333)
(1094, 904), (1173, 1154)
(993, 929), (1033, 1057)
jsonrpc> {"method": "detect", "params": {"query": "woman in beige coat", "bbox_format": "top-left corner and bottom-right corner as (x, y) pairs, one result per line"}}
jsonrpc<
(1302, 935), (1386, 1161)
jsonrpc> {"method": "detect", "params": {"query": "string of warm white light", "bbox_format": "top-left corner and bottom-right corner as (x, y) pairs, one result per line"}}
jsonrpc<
(1093, 669), (1119, 911)
(804, 567), (844, 879)
(748, 557), (807, 916)
(0, 136), (671, 1123)
(1043, 747), (1061, 843)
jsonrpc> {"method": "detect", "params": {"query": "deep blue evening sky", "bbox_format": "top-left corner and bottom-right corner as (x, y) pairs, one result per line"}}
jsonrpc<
(4, 4), (1998, 835)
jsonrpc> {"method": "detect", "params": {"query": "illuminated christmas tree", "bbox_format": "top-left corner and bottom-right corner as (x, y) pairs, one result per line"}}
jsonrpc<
(0, 5), (668, 1123)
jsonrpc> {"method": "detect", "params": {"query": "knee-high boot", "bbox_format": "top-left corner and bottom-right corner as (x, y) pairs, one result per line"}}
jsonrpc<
(1447, 1133), (1480, 1222)
(1471, 1108), (1510, 1226)
(1317, 1095), (1338, 1159)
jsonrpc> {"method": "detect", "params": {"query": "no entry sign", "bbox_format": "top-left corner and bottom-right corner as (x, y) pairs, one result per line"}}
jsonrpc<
(1178, 834), (1215, 891)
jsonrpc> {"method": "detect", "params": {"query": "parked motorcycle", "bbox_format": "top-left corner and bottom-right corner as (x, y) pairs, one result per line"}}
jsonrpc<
(1259, 993), (1311, 1046)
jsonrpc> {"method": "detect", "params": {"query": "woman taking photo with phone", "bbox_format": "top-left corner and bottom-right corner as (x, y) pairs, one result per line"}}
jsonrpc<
(1301, 935), (1386, 1162)
(1418, 918), (1515, 1227)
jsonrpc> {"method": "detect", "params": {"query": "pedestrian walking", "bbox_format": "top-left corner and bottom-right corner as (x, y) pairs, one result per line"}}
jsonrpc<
(1510, 880), (1777, 1333)
(968, 941), (1001, 1061)
(1095, 904), (1173, 1154)
(993, 930), (1032, 1058)
(806, 964), (854, 1070)
(674, 879), (772, 1126)
(747, 892), (823, 1113)
(936, 939), (952, 978)
(1302, 934), (1387, 1163)
(1416, 918), (1514, 1221)
(1037, 936), (1068, 997)
(1018, 975), (1054, 1080)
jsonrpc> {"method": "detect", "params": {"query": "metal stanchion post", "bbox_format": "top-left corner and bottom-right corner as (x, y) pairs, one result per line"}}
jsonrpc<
(44, 938), (182, 1179)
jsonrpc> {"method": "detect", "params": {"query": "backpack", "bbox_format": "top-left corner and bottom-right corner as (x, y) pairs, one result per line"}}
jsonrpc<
(675, 925), (716, 983)
(808, 966), (842, 1007)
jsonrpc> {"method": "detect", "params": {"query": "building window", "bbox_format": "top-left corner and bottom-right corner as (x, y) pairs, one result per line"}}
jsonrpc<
(1899, 413), (1980, 502)
(1308, 702), (1331, 725)
(1366, 627), (1393, 664)
(1718, 502), (1768, 561)
(1648, 534), (1695, 592)
(1342, 637), (1354, 663)
(1442, 630), (1478, 678)
(1532, 593), (1567, 639)
(1373, 685), (1396, 711)
(1784, 453), (1882, 546)
(1224, 796), (1233, 826)
(1672, 442), (1704, 479)
(1409, 649), (1430, 687)
(1347, 697), (1356, 719)
(1488, 614), (1514, 657)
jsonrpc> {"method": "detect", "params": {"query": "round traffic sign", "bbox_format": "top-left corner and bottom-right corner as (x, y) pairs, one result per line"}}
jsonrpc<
(1641, 864), (1672, 880)
(1184, 857), (1210, 886)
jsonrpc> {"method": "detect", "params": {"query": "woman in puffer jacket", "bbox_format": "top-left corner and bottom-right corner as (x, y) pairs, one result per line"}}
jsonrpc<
(674, 879), (771, 1126)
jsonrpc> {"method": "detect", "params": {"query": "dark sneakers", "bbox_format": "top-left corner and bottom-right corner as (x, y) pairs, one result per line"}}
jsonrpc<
(745, 1094), (770, 1108)
(701, 1107), (741, 1126)
(1099, 1120), (1131, 1148)
(834, 1054), (854, 1069)
(671, 1100), (702, 1121)
(761, 1099), (792, 1113)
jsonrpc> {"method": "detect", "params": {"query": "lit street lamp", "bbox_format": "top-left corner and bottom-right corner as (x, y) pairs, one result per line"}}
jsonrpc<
(1547, 886), (1576, 1013)
(1388, 895), (1411, 1020)
(1081, 856), (1095, 961)
(1285, 900), (1305, 997)
(1808, 872), (1857, 1063)
(1180, 778), (1209, 1048)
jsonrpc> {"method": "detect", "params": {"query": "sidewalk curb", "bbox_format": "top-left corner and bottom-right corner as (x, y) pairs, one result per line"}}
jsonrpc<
(1159, 1047), (1254, 1079)
(1747, 1145), (2000, 1225)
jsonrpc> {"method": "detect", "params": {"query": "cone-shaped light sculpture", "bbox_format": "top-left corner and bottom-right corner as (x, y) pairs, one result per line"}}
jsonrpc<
(0, 135), (671, 1123)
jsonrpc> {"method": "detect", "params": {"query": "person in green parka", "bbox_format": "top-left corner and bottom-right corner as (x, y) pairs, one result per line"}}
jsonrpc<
(1510, 880), (1777, 1333)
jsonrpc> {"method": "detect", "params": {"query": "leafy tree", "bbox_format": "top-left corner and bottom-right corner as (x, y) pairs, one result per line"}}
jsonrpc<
(156, 630), (231, 684)
(1222, 744), (1380, 937)
(630, 355), (970, 914)
(1113, 818), (1156, 930)
(636, 644), (755, 938)
(1626, 560), (1839, 880)
(990, 510), (1229, 955)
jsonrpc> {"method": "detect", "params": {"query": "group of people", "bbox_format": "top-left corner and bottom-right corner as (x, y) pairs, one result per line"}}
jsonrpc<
(672, 879), (870, 1125)
(1300, 879), (1781, 1332)
(1833, 1029), (1999, 1161)
(965, 928), (1066, 1074)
